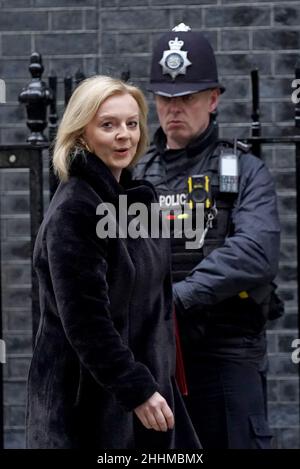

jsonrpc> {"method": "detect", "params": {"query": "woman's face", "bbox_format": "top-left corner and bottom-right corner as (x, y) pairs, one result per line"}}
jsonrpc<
(84, 93), (141, 181)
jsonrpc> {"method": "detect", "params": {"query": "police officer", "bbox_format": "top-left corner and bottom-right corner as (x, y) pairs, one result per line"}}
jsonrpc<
(133, 24), (281, 449)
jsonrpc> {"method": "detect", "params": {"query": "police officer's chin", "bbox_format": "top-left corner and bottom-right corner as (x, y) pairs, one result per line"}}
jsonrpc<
(166, 132), (190, 150)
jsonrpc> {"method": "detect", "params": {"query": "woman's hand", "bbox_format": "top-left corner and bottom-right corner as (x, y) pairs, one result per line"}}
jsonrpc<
(134, 391), (174, 432)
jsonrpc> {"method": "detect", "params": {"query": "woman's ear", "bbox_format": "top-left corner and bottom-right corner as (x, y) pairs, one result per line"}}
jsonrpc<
(78, 135), (92, 153)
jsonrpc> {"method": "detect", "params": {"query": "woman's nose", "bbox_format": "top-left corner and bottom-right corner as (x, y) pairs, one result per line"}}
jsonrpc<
(116, 124), (130, 139)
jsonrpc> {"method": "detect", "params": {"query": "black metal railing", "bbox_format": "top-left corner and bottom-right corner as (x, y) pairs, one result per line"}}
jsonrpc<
(0, 145), (44, 450)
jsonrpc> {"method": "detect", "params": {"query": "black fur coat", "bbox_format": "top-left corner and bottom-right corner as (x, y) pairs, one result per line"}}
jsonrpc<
(26, 151), (200, 449)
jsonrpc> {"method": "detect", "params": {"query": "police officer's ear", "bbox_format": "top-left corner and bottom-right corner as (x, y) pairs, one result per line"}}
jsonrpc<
(208, 88), (220, 113)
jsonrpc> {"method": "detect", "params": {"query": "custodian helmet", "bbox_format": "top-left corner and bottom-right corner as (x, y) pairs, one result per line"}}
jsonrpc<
(149, 24), (225, 97)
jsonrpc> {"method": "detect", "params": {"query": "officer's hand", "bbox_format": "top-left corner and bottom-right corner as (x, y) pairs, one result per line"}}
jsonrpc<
(134, 391), (174, 432)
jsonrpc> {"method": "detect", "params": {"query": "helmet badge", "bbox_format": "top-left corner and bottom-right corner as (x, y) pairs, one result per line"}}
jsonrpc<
(159, 37), (192, 80)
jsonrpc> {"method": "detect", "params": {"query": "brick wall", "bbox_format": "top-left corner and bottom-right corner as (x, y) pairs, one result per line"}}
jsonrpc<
(0, 0), (299, 448)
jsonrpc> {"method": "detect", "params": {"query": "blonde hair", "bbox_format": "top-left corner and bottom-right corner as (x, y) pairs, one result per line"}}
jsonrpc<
(53, 75), (149, 181)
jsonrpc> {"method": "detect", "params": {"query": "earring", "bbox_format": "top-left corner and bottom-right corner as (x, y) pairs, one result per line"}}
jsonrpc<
(78, 137), (92, 153)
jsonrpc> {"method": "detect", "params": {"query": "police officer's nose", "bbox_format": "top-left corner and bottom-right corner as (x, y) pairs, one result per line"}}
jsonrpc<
(168, 97), (182, 113)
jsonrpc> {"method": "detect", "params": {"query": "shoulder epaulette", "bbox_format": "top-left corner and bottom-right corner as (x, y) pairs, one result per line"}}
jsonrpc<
(236, 140), (251, 153)
(217, 139), (251, 153)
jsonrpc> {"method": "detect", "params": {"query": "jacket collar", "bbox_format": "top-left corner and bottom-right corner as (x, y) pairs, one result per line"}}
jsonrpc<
(69, 149), (157, 204)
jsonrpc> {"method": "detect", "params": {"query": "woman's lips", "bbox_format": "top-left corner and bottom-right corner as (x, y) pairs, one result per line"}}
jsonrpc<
(114, 148), (130, 156)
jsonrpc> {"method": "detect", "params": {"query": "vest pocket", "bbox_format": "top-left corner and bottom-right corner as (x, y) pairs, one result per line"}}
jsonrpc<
(249, 414), (273, 449)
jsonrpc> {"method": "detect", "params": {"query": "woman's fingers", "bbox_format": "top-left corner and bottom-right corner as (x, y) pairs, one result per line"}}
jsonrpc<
(161, 401), (175, 430)
(147, 411), (163, 431)
(134, 392), (175, 432)
(135, 409), (151, 430)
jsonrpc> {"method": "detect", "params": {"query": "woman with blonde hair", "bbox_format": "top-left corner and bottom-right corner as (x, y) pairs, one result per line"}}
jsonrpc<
(26, 75), (200, 449)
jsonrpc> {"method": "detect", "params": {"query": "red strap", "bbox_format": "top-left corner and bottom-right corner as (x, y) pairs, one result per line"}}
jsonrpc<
(174, 308), (188, 396)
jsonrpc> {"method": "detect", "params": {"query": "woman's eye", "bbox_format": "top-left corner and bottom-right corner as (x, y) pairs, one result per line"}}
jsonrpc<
(101, 122), (113, 129)
(128, 121), (138, 128)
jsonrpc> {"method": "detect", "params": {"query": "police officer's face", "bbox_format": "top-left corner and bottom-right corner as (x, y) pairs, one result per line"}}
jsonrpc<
(155, 89), (219, 150)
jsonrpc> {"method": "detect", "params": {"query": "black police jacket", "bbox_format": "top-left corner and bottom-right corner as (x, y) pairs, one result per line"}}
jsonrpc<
(133, 121), (280, 363)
